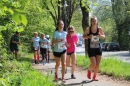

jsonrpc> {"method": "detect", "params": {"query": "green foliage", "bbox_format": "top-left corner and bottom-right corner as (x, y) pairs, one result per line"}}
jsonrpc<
(70, 8), (83, 34)
(12, 13), (27, 26)
(76, 55), (130, 80)
(76, 55), (90, 68)
(0, 53), (57, 86)
(100, 57), (130, 80)
(92, 0), (116, 42)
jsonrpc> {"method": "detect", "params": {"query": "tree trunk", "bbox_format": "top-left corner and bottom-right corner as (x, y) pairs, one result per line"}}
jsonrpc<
(80, 0), (89, 55)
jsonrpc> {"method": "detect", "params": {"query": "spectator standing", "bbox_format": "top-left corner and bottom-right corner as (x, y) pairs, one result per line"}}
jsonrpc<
(10, 31), (20, 60)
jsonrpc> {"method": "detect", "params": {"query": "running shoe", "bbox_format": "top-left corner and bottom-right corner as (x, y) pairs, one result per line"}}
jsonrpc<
(55, 73), (58, 81)
(87, 70), (91, 79)
(92, 75), (98, 81)
(71, 74), (76, 79)
(62, 78), (66, 83)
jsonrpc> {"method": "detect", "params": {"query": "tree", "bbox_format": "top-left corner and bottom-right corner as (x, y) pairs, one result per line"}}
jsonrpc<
(92, 0), (116, 42)
(111, 0), (130, 49)
(0, 0), (28, 52)
(80, 0), (89, 55)
(42, 0), (80, 30)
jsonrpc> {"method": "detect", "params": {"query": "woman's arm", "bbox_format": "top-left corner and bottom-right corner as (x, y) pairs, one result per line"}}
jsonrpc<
(52, 38), (64, 45)
(98, 28), (105, 39)
(82, 27), (91, 39)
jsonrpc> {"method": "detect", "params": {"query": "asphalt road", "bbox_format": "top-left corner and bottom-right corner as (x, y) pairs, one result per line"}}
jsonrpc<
(76, 46), (130, 63)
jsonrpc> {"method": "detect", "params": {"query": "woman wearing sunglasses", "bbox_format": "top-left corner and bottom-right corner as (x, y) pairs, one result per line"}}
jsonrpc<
(66, 26), (78, 79)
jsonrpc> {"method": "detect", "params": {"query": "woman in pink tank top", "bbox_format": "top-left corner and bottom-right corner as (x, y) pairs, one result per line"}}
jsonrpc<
(66, 26), (78, 79)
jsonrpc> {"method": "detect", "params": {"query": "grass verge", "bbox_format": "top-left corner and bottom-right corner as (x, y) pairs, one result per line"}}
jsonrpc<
(0, 53), (57, 86)
(76, 55), (130, 81)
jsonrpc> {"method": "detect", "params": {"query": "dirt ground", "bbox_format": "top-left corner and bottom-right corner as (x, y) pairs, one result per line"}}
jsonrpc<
(32, 58), (130, 86)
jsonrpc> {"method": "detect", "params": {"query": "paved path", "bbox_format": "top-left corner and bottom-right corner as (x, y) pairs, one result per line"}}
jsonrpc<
(32, 59), (130, 86)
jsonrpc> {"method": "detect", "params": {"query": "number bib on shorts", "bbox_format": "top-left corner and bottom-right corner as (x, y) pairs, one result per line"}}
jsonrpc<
(34, 46), (39, 50)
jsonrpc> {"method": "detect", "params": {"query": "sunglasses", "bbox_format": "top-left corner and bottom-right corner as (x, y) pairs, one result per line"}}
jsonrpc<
(69, 31), (74, 33)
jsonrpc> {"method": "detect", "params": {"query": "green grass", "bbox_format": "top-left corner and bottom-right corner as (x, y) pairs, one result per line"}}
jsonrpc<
(0, 53), (57, 86)
(76, 55), (130, 81)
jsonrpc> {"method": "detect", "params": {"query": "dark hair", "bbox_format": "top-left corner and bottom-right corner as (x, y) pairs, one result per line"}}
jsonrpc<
(55, 20), (63, 31)
(15, 31), (19, 34)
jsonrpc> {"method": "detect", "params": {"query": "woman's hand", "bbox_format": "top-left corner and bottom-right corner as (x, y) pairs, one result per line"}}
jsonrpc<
(59, 38), (65, 42)
(88, 34), (93, 39)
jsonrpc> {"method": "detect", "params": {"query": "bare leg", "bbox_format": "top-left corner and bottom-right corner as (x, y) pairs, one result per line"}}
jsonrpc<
(71, 53), (76, 75)
(15, 51), (18, 60)
(37, 50), (40, 63)
(54, 57), (60, 75)
(66, 55), (71, 67)
(87, 56), (96, 79)
(47, 50), (50, 63)
(93, 55), (101, 76)
(34, 51), (37, 60)
(61, 53), (66, 80)
(88, 57), (96, 71)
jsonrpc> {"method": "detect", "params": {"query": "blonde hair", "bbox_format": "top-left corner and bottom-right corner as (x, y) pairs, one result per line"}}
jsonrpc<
(34, 32), (38, 35)
(41, 33), (45, 36)
(67, 25), (75, 31)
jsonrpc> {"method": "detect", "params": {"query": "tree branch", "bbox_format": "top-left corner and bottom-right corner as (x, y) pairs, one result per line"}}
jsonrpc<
(50, 0), (57, 20)
(43, 2), (56, 26)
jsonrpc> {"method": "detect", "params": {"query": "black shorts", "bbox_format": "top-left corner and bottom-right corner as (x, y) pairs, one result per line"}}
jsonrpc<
(33, 46), (40, 51)
(67, 51), (75, 55)
(53, 50), (66, 57)
(10, 46), (18, 52)
(88, 48), (102, 57)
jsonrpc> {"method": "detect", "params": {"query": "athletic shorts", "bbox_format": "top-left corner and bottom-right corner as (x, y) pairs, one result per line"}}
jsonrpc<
(33, 46), (40, 51)
(67, 51), (75, 55)
(10, 46), (18, 52)
(88, 48), (102, 57)
(53, 50), (66, 57)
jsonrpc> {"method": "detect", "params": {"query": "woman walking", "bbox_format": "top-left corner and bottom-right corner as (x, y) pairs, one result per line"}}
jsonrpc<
(83, 16), (105, 81)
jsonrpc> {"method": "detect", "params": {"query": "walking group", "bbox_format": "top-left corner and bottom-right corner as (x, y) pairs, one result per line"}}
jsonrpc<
(10, 16), (105, 83)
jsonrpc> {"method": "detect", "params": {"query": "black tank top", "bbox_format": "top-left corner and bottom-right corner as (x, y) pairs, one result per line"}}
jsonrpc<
(88, 27), (101, 49)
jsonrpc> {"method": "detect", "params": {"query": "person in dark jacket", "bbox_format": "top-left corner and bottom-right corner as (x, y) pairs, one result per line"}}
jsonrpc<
(10, 31), (20, 60)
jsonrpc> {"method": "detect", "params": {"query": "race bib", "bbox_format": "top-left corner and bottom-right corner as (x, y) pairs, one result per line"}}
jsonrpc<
(58, 43), (65, 49)
(34, 47), (38, 50)
(90, 36), (100, 48)
(40, 43), (44, 47)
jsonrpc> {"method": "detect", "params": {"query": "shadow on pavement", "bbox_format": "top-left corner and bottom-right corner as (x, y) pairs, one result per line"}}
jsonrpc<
(64, 80), (93, 86)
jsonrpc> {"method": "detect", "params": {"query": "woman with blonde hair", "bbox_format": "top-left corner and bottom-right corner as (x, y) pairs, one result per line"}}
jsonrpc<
(66, 26), (78, 79)
(31, 32), (40, 64)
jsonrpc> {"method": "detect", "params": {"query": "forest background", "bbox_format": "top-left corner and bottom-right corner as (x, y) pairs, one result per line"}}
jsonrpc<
(0, 0), (130, 85)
